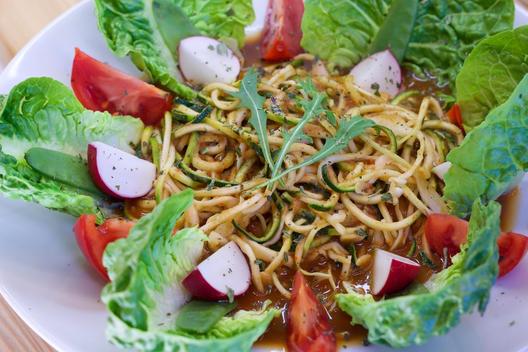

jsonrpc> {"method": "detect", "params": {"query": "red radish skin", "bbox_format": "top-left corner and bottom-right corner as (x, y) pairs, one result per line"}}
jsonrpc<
(181, 269), (227, 301)
(88, 142), (156, 200)
(182, 241), (251, 300)
(371, 249), (421, 296)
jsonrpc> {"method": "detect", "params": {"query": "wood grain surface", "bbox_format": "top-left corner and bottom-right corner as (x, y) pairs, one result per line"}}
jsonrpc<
(0, 1), (527, 352)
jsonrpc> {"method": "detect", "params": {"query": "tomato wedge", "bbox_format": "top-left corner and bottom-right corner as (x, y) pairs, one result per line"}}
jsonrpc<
(260, 0), (304, 61)
(497, 232), (528, 277)
(425, 214), (528, 277)
(73, 215), (134, 281)
(287, 271), (336, 352)
(447, 104), (464, 132)
(71, 48), (172, 125)
(425, 214), (469, 257)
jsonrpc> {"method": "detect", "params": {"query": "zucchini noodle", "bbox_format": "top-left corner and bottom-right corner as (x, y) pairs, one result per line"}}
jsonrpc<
(125, 57), (461, 296)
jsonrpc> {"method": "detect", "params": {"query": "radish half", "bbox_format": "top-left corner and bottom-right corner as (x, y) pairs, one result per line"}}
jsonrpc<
(87, 142), (156, 200)
(349, 50), (402, 98)
(179, 36), (241, 85)
(371, 249), (420, 296)
(432, 161), (452, 181)
(182, 241), (251, 300)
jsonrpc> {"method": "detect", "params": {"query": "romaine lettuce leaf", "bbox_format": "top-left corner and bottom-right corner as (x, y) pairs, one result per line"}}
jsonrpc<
(301, 0), (391, 71)
(301, 0), (514, 87)
(336, 199), (501, 348)
(0, 77), (143, 159)
(456, 25), (528, 131)
(0, 147), (100, 218)
(444, 74), (528, 218)
(0, 77), (143, 218)
(102, 190), (278, 352)
(94, 0), (254, 99)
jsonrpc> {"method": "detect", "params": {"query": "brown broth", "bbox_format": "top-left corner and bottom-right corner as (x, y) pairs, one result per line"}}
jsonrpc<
(498, 187), (521, 232)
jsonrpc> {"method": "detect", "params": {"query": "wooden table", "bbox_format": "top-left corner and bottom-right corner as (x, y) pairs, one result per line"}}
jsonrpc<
(1, 0), (528, 351)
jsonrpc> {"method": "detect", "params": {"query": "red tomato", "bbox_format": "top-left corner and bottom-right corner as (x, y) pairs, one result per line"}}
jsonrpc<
(71, 48), (172, 125)
(73, 215), (134, 281)
(287, 271), (336, 352)
(426, 214), (528, 277)
(497, 232), (528, 277)
(447, 104), (464, 132)
(425, 214), (469, 257)
(260, 0), (304, 61)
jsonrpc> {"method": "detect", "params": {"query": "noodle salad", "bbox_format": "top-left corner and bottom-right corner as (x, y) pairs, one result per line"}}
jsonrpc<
(1, 0), (528, 351)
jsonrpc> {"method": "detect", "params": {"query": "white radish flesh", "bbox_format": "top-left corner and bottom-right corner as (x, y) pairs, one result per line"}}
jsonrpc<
(432, 161), (452, 181)
(349, 49), (402, 98)
(182, 241), (251, 300)
(179, 36), (241, 85)
(87, 142), (156, 200)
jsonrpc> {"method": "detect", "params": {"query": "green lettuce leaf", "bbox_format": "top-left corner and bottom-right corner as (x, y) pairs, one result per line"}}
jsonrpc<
(0, 77), (143, 159)
(301, 0), (391, 71)
(405, 0), (514, 87)
(336, 199), (501, 348)
(444, 74), (528, 218)
(301, 0), (514, 87)
(0, 147), (100, 217)
(94, 0), (254, 99)
(102, 190), (277, 352)
(456, 25), (528, 131)
(0, 77), (143, 218)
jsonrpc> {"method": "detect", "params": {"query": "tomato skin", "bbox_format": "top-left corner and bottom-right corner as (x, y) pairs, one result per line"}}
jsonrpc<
(287, 271), (336, 352)
(73, 215), (134, 281)
(260, 0), (304, 61)
(426, 214), (528, 277)
(447, 104), (464, 132)
(71, 48), (172, 125)
(497, 232), (528, 277)
(425, 214), (469, 257)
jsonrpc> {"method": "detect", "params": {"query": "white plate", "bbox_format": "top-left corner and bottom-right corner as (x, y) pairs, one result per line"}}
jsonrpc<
(1, 1), (528, 352)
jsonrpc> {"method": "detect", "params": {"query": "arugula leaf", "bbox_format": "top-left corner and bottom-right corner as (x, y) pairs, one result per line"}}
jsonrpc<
(102, 190), (278, 351)
(263, 116), (375, 186)
(445, 74), (528, 218)
(270, 79), (326, 180)
(230, 69), (274, 170)
(337, 199), (501, 348)
(456, 25), (528, 131)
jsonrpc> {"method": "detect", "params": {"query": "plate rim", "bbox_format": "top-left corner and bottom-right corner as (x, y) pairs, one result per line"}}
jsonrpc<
(1, 2), (528, 352)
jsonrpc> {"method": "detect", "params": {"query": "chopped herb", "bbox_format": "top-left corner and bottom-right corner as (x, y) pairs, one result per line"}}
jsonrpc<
(348, 245), (358, 267)
(419, 250), (437, 270)
(255, 259), (265, 271)
(370, 82), (381, 96)
(216, 43), (229, 56)
(226, 287), (235, 303)
(380, 193), (392, 202)
(407, 239), (417, 257)
(355, 228), (368, 238)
